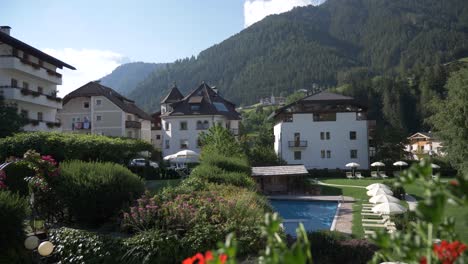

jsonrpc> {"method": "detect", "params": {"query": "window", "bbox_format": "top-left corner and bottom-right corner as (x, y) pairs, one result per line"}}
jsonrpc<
(180, 121), (188, 130)
(12, 48), (18, 57)
(327, 150), (331, 158)
(294, 151), (301, 160)
(191, 104), (200, 111)
(127, 115), (132, 121)
(83, 102), (89, 108)
(23, 82), (29, 89)
(165, 122), (170, 131)
(165, 140), (170, 149)
(127, 131), (133, 138)
(320, 132), (324, 140)
(96, 99), (102, 106)
(294, 133), (300, 141)
(156, 135), (161, 140)
(196, 120), (203, 130)
(350, 150), (358, 159)
(23, 53), (29, 60)
(203, 120), (209, 129)
(11, 79), (18, 87)
(180, 139), (189, 149)
(37, 87), (43, 94)
(96, 115), (102, 121)
(350, 131), (357, 140)
(37, 112), (43, 121)
(326, 132), (330, 140)
(321, 150), (325, 159)
(20, 109), (28, 118)
(313, 112), (336, 121)
(213, 102), (228, 112)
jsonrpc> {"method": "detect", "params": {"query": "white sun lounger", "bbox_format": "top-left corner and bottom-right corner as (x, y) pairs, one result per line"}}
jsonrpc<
(355, 172), (364, 179)
(371, 171), (379, 178)
(346, 172), (354, 179)
(379, 172), (389, 178)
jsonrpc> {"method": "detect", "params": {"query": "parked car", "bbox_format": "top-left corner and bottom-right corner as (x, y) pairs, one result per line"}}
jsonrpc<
(129, 158), (159, 168)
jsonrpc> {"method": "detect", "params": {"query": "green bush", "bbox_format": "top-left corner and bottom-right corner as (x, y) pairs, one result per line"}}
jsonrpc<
(202, 154), (251, 174)
(56, 161), (144, 226)
(0, 191), (30, 263)
(307, 230), (377, 264)
(3, 161), (33, 196)
(0, 132), (153, 164)
(128, 165), (161, 180)
(190, 164), (255, 189)
(49, 227), (124, 264)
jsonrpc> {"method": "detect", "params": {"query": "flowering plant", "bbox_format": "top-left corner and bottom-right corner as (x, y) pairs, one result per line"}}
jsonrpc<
(122, 191), (159, 232)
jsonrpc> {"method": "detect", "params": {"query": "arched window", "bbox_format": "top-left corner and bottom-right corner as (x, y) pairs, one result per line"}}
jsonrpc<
(203, 120), (209, 129)
(196, 120), (203, 130)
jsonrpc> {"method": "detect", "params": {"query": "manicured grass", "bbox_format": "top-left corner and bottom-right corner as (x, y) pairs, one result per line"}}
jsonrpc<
(314, 177), (468, 242)
(145, 179), (181, 194)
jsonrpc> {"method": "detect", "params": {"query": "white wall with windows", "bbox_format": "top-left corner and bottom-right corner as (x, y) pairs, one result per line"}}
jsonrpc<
(274, 112), (369, 169)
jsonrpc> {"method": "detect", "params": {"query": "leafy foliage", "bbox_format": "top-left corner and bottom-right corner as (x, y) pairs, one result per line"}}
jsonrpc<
(0, 96), (28, 138)
(2, 161), (32, 196)
(0, 132), (153, 164)
(199, 125), (245, 158)
(56, 160), (144, 226)
(190, 164), (255, 189)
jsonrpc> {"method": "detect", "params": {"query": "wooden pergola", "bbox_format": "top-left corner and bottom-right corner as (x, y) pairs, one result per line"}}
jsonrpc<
(251, 165), (308, 194)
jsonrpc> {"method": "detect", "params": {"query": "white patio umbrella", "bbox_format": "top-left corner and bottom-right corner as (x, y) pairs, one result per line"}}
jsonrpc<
(367, 187), (393, 197)
(345, 162), (360, 175)
(431, 163), (440, 169)
(371, 161), (385, 173)
(369, 194), (400, 204)
(366, 183), (390, 191)
(372, 202), (407, 215)
(174, 150), (199, 163)
(393, 161), (408, 172)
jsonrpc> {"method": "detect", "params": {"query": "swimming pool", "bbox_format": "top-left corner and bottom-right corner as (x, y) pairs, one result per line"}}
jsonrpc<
(269, 199), (338, 236)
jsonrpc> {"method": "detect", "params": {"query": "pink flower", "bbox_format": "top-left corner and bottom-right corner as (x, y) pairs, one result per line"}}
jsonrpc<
(0, 170), (6, 181)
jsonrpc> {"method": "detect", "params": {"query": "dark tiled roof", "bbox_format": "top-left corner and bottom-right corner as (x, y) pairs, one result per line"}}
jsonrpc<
(163, 83), (241, 120)
(161, 86), (183, 103)
(63, 81), (151, 120)
(0, 30), (75, 70)
(252, 165), (308, 177)
(408, 132), (434, 139)
(302, 91), (354, 101)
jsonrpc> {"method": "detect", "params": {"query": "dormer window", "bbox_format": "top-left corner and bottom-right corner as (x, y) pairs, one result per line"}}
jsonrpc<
(191, 104), (200, 111)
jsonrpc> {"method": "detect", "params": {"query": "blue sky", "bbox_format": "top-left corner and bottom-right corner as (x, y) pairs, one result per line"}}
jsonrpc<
(0, 0), (319, 95)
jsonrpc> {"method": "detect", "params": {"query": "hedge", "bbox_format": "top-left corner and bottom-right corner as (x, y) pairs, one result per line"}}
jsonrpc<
(0, 132), (153, 164)
(3, 161), (32, 196)
(56, 161), (144, 226)
(0, 191), (30, 263)
(190, 163), (255, 189)
(201, 154), (251, 174)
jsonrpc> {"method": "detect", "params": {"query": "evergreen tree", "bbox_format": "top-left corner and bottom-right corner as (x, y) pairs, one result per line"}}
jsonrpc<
(0, 97), (27, 138)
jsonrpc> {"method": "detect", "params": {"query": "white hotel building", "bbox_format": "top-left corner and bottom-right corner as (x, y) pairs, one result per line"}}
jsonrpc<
(0, 26), (75, 131)
(273, 92), (372, 170)
(160, 83), (241, 157)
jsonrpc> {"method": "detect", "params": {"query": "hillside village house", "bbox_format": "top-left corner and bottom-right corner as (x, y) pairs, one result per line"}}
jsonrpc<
(272, 91), (372, 170)
(151, 111), (163, 149)
(0, 26), (75, 131)
(58, 81), (152, 142)
(405, 132), (444, 160)
(160, 82), (241, 157)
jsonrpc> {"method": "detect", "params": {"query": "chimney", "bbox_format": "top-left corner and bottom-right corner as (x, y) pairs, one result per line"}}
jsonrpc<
(0, 26), (11, 35)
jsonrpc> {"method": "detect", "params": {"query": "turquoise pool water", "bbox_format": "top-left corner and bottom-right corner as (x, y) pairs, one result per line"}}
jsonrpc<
(270, 200), (338, 236)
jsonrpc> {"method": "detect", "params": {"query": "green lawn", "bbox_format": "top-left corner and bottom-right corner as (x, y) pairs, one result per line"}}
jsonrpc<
(315, 177), (468, 242)
(145, 179), (181, 194)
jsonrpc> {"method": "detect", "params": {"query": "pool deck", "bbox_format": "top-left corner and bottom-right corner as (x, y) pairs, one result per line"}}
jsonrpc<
(268, 195), (355, 234)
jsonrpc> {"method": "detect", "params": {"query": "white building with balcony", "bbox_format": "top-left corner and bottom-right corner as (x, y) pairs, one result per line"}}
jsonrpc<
(272, 91), (371, 170)
(161, 83), (241, 157)
(0, 26), (75, 131)
(58, 81), (152, 142)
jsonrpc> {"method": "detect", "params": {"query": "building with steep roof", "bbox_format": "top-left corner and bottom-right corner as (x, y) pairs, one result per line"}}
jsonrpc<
(405, 132), (444, 159)
(272, 91), (372, 170)
(160, 82), (241, 157)
(0, 26), (75, 131)
(58, 81), (152, 142)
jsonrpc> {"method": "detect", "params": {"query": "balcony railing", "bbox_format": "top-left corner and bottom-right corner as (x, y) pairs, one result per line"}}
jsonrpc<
(72, 122), (91, 130)
(288, 140), (308, 147)
(0, 54), (61, 77)
(126, 120), (141, 129)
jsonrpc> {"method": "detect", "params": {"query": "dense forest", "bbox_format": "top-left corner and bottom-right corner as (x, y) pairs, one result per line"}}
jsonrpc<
(125, 0), (468, 138)
(100, 62), (165, 95)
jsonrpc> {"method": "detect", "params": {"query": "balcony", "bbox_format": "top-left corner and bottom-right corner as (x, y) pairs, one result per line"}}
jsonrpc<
(288, 140), (308, 148)
(0, 86), (62, 109)
(72, 121), (91, 130)
(24, 119), (61, 132)
(126, 120), (141, 129)
(0, 55), (62, 84)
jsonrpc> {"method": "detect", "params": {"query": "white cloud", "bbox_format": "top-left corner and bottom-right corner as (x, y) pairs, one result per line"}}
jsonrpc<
(243, 0), (325, 28)
(42, 48), (128, 97)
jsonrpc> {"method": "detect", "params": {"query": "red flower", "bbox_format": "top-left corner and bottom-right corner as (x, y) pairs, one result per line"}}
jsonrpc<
(41, 155), (57, 166)
(449, 180), (459, 186)
(433, 240), (467, 264)
(420, 256), (427, 264)
(182, 251), (227, 264)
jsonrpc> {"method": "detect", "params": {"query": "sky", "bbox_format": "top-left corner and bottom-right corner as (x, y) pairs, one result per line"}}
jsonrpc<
(0, 0), (320, 96)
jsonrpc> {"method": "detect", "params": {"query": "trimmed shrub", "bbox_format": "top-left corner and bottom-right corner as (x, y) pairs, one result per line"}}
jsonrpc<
(190, 164), (255, 189)
(49, 227), (124, 264)
(307, 231), (377, 264)
(0, 132), (153, 164)
(3, 161), (33, 196)
(0, 191), (30, 263)
(202, 154), (251, 174)
(56, 161), (144, 226)
(128, 165), (161, 180)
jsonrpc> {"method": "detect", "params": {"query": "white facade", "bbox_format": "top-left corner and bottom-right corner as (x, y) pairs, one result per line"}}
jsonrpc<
(274, 112), (369, 170)
(161, 115), (239, 157)
(59, 95), (151, 142)
(0, 28), (70, 132)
